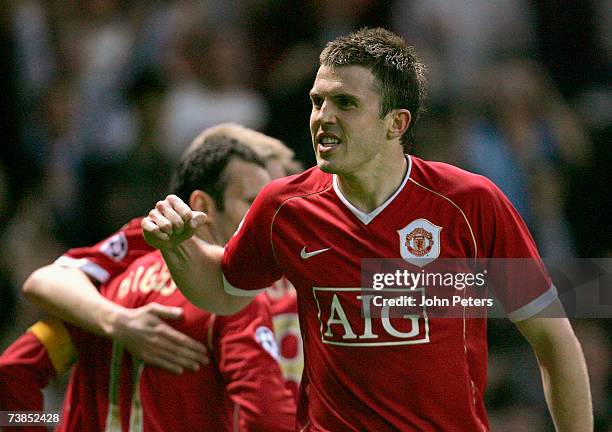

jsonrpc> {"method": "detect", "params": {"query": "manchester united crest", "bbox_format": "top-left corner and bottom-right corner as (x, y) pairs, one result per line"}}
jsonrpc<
(397, 219), (442, 267)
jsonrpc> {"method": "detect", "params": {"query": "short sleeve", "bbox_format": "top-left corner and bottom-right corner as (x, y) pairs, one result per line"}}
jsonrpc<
(55, 217), (153, 284)
(0, 319), (79, 414)
(222, 183), (284, 296)
(476, 179), (557, 321)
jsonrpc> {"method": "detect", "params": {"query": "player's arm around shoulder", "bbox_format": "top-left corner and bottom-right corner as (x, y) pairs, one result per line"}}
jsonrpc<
(141, 195), (252, 315)
(514, 299), (593, 431)
(23, 263), (209, 374)
(21, 216), (151, 337)
(23, 264), (123, 337)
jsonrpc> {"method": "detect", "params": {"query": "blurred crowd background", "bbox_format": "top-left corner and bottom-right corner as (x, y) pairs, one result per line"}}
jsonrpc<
(0, 0), (610, 430)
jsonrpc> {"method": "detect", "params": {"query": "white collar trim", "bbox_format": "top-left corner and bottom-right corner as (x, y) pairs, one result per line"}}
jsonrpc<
(333, 155), (412, 225)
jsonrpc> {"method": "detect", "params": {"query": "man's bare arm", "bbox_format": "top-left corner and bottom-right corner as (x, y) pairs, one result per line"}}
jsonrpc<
(142, 195), (252, 315)
(23, 265), (208, 373)
(515, 299), (593, 431)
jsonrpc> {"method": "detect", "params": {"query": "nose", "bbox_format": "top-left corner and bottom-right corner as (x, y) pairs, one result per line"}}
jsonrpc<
(314, 99), (336, 124)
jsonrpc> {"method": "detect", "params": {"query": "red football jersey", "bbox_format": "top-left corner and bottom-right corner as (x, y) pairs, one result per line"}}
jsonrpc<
(56, 217), (152, 284)
(55, 327), (134, 432)
(2, 220), (296, 431)
(56, 218), (301, 430)
(0, 320), (86, 432)
(0, 323), (130, 432)
(50, 217), (153, 431)
(0, 331), (56, 432)
(0, 333), (54, 413)
(59, 250), (295, 431)
(222, 156), (556, 431)
(266, 278), (302, 400)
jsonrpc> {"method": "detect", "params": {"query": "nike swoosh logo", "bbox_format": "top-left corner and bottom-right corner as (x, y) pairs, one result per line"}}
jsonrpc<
(300, 246), (331, 259)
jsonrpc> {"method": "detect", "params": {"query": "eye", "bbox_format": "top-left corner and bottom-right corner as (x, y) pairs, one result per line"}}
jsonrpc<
(310, 95), (323, 108)
(336, 96), (355, 109)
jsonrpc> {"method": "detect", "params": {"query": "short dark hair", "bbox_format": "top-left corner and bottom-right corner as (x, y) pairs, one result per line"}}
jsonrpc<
(319, 27), (427, 153)
(169, 134), (265, 210)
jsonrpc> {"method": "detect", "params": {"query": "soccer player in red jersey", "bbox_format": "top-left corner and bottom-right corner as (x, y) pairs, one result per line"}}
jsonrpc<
(60, 252), (293, 431)
(24, 123), (304, 382)
(24, 216), (206, 375)
(142, 28), (592, 431)
(4, 127), (296, 430)
(8, 124), (303, 408)
(202, 123), (304, 400)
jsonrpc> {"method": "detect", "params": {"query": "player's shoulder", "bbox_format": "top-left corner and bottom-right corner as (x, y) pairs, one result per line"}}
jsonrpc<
(409, 156), (502, 201)
(118, 216), (145, 235)
(100, 216), (145, 249)
(256, 166), (332, 208)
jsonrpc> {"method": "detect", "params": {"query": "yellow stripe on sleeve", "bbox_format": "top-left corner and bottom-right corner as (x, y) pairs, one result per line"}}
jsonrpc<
(29, 319), (78, 375)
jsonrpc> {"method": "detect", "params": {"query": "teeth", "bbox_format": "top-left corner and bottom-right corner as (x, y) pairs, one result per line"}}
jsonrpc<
(321, 137), (339, 145)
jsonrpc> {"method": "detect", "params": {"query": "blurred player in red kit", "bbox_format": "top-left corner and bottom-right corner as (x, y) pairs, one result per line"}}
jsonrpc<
(1, 126), (296, 431)
(142, 28), (592, 431)
(194, 123), (305, 399)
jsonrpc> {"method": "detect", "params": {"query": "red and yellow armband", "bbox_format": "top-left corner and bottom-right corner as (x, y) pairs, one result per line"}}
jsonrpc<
(28, 319), (77, 375)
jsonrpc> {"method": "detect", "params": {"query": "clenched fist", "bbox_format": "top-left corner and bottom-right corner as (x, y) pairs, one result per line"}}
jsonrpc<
(142, 195), (208, 250)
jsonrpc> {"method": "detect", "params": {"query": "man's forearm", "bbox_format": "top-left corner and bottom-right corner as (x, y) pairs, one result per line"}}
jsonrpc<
(161, 237), (251, 315)
(24, 263), (210, 373)
(537, 332), (592, 431)
(517, 315), (593, 431)
(22, 265), (128, 337)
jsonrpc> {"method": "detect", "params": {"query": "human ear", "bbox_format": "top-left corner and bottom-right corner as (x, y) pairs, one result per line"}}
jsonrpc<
(387, 109), (411, 139)
(189, 190), (216, 223)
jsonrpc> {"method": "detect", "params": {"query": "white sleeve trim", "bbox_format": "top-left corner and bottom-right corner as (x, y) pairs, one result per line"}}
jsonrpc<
(506, 283), (559, 322)
(54, 256), (110, 284)
(222, 273), (267, 297)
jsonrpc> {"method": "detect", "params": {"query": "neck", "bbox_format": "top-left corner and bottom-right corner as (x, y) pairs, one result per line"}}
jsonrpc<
(336, 154), (408, 213)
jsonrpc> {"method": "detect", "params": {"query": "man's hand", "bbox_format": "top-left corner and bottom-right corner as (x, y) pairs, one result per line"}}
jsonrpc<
(24, 265), (208, 374)
(142, 195), (250, 315)
(142, 195), (207, 250)
(113, 303), (209, 374)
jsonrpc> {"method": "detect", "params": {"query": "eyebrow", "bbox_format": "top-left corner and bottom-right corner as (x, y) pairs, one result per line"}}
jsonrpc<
(335, 94), (359, 104)
(309, 90), (360, 103)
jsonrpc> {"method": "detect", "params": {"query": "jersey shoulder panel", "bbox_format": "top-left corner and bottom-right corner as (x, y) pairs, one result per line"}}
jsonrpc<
(409, 157), (512, 226)
(408, 157), (539, 260)
(58, 217), (153, 284)
(258, 167), (333, 210)
(409, 156), (501, 202)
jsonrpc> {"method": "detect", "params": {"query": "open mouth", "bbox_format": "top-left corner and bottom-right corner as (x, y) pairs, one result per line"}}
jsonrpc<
(318, 135), (342, 150)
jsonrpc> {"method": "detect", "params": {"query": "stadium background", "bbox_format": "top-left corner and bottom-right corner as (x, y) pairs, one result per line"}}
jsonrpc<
(0, 1), (609, 430)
